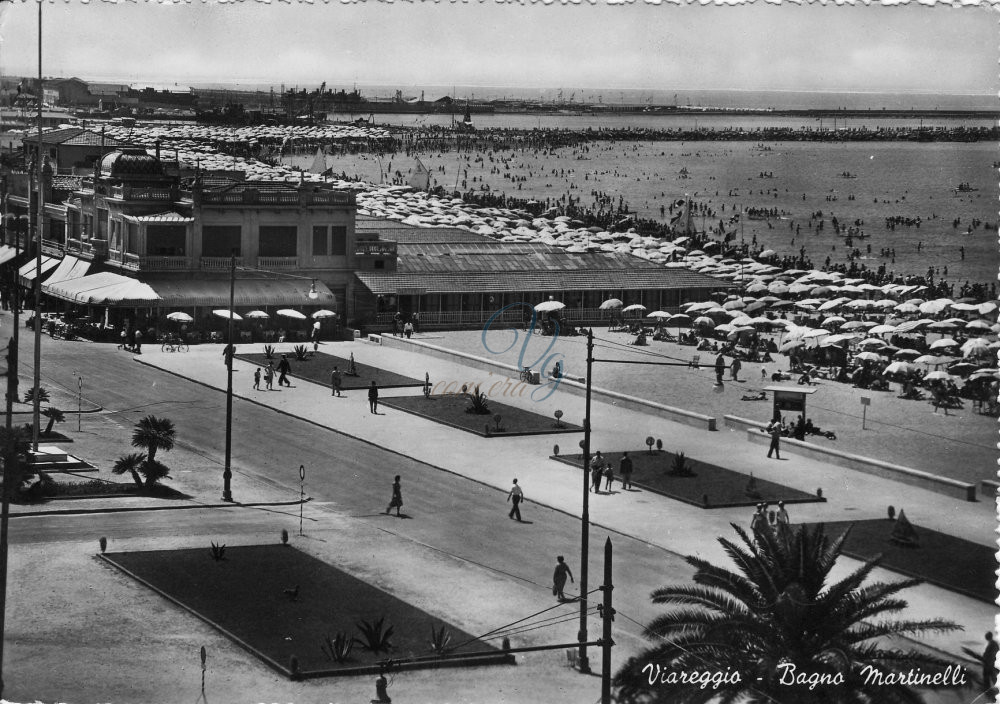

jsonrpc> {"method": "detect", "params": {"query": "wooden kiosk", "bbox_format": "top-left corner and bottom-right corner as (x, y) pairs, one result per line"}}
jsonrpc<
(765, 385), (817, 422)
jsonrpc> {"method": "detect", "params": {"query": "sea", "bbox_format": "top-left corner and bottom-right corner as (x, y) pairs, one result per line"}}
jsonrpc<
(295, 109), (999, 289)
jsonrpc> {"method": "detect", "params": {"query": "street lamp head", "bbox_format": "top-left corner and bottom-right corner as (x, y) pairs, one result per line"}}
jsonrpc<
(308, 280), (319, 300)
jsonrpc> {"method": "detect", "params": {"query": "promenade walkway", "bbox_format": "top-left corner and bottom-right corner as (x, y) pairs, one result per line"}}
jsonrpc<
(138, 336), (997, 666)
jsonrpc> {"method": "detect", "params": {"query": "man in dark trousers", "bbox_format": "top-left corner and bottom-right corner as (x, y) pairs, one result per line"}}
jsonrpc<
(766, 419), (782, 459)
(507, 478), (524, 521)
(368, 380), (379, 414)
(590, 451), (605, 493)
(552, 556), (574, 602)
(715, 354), (726, 385)
(983, 631), (998, 699)
(619, 451), (634, 490)
(276, 354), (292, 387)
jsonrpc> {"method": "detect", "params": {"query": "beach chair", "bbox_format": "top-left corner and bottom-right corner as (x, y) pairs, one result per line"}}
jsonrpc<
(689, 354), (700, 369)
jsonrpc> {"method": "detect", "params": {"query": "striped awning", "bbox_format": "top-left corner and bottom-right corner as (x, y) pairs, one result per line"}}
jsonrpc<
(41, 255), (91, 291)
(0, 245), (19, 266)
(44, 272), (162, 306)
(18, 256), (59, 285)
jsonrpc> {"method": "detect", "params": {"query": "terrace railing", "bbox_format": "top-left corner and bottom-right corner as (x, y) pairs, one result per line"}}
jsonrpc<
(140, 256), (192, 271)
(201, 256), (244, 270)
(257, 256), (298, 269)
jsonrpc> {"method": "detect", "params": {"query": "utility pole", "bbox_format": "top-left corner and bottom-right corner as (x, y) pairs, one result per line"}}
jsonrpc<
(577, 328), (593, 673)
(601, 537), (615, 704)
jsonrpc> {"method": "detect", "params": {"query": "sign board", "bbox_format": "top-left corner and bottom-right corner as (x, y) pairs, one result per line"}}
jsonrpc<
(764, 385), (817, 420)
(860, 396), (871, 406)
(396, 288), (427, 296)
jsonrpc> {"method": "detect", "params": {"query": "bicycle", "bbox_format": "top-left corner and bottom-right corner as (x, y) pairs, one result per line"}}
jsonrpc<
(161, 338), (189, 353)
(519, 366), (534, 383)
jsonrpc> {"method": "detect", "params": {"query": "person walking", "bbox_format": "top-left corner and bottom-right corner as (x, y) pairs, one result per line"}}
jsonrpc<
(264, 363), (274, 390)
(552, 556), (574, 602)
(311, 320), (321, 351)
(604, 463), (615, 492)
(330, 366), (343, 397)
(507, 478), (524, 521)
(775, 500), (790, 539)
(368, 380), (379, 414)
(253, 367), (261, 390)
(619, 451), (633, 490)
(223, 342), (236, 366)
(590, 451), (605, 493)
(403, 321), (414, 339)
(730, 357), (741, 381)
(983, 631), (999, 699)
(276, 354), (292, 387)
(385, 475), (403, 517)
(715, 353), (726, 385)
(766, 418), (782, 459)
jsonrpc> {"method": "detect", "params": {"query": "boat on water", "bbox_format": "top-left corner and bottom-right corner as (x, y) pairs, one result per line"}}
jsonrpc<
(954, 182), (978, 193)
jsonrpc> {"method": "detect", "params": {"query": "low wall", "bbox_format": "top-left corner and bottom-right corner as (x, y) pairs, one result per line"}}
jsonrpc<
(736, 421), (976, 502)
(377, 335), (717, 432)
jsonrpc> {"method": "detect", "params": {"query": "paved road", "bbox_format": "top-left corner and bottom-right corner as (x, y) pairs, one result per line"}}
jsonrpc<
(13, 327), (688, 650)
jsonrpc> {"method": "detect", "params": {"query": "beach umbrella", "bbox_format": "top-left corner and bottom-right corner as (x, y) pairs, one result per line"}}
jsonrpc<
(948, 302), (979, 312)
(621, 304), (646, 313)
(779, 339), (806, 352)
(647, 311), (672, 319)
(893, 303), (920, 314)
(769, 300), (794, 309)
(844, 299), (873, 310)
(213, 309), (243, 321)
(914, 354), (952, 366)
(692, 316), (715, 328)
(854, 351), (884, 362)
(857, 338), (886, 348)
(245, 310), (270, 319)
(819, 333), (856, 347)
(893, 319), (934, 333)
(964, 319), (994, 331)
(919, 299), (953, 315)
(818, 298), (848, 312)
(893, 349), (921, 360)
(667, 313), (691, 325)
(312, 309), (337, 319)
(926, 320), (959, 330)
(809, 286), (834, 296)
(868, 324), (897, 335)
(839, 321), (869, 331)
(803, 328), (831, 339)
(744, 300), (767, 313)
(166, 312), (194, 323)
(969, 368), (1000, 381)
(768, 282), (789, 294)
(924, 370), (955, 381)
(535, 300), (565, 313)
(715, 323), (736, 334)
(947, 362), (981, 377)
(722, 299), (746, 310)
(928, 338), (957, 350)
(599, 298), (624, 310)
(960, 338), (991, 358)
(731, 315), (754, 326)
(978, 302), (998, 316)
(904, 298), (926, 306)
(745, 283), (768, 294)
(873, 299), (898, 309)
(883, 361), (919, 376)
(758, 249), (776, 258)
(276, 309), (307, 320)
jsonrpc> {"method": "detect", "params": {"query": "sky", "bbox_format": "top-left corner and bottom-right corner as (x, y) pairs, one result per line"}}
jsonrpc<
(0, 1), (994, 98)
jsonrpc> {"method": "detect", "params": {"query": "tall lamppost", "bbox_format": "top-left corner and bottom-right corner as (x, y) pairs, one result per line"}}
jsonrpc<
(576, 327), (718, 677)
(30, 0), (43, 453)
(222, 256), (319, 502)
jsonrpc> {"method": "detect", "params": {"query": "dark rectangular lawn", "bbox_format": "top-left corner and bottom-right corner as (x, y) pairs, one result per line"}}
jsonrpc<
(552, 451), (824, 509)
(381, 393), (583, 437)
(801, 520), (997, 604)
(239, 351), (424, 390)
(103, 545), (509, 677)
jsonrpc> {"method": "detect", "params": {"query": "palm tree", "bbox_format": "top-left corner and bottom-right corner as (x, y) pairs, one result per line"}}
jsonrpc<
(40, 407), (65, 437)
(112, 452), (146, 489)
(614, 523), (962, 704)
(22, 386), (49, 405)
(131, 415), (175, 465)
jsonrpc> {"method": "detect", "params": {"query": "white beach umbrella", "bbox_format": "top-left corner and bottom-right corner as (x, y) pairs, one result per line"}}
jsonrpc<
(854, 351), (884, 362)
(535, 300), (566, 313)
(928, 338), (957, 350)
(599, 298), (624, 310)
(245, 310), (270, 319)
(621, 304), (647, 313)
(312, 309), (338, 319)
(276, 309), (307, 320)
(647, 310), (672, 319)
(213, 309), (243, 321)
(166, 312), (194, 323)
